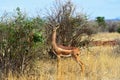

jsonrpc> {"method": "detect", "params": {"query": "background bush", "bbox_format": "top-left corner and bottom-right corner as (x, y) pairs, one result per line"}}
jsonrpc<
(0, 7), (45, 75)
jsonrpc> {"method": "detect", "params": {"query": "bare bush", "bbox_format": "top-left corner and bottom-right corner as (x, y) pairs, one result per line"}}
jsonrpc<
(45, 0), (94, 49)
(107, 21), (120, 32)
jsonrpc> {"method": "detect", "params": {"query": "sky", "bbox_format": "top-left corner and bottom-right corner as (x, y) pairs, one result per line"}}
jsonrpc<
(0, 0), (120, 19)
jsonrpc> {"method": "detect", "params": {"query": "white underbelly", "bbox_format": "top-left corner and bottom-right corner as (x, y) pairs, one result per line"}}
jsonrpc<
(60, 54), (72, 57)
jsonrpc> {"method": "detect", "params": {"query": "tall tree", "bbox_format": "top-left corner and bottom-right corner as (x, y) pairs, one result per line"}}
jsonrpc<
(96, 16), (106, 31)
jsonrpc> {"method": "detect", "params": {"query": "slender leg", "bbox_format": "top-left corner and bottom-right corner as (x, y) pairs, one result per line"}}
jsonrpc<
(73, 54), (85, 74)
(57, 55), (61, 80)
(78, 59), (84, 74)
(57, 56), (61, 68)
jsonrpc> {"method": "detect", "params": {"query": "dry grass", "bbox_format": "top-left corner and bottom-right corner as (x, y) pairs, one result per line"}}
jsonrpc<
(92, 32), (120, 41)
(3, 32), (120, 80)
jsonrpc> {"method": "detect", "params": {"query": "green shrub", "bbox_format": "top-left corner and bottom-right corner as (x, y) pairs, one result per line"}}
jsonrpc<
(0, 7), (45, 75)
(117, 27), (120, 33)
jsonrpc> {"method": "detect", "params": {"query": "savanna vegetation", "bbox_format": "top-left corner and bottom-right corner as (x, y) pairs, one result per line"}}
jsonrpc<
(0, 0), (120, 80)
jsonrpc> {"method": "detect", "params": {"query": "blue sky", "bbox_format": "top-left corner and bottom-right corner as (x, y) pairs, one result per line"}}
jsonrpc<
(0, 0), (120, 19)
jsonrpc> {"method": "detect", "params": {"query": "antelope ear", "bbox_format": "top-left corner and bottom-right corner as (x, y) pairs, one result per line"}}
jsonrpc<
(56, 24), (60, 29)
(56, 23), (60, 27)
(56, 26), (59, 29)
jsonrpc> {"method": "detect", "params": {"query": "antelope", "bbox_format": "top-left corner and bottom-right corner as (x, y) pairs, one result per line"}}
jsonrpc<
(51, 25), (84, 74)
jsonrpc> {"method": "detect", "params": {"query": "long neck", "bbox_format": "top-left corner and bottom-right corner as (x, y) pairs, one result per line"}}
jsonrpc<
(52, 30), (57, 49)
